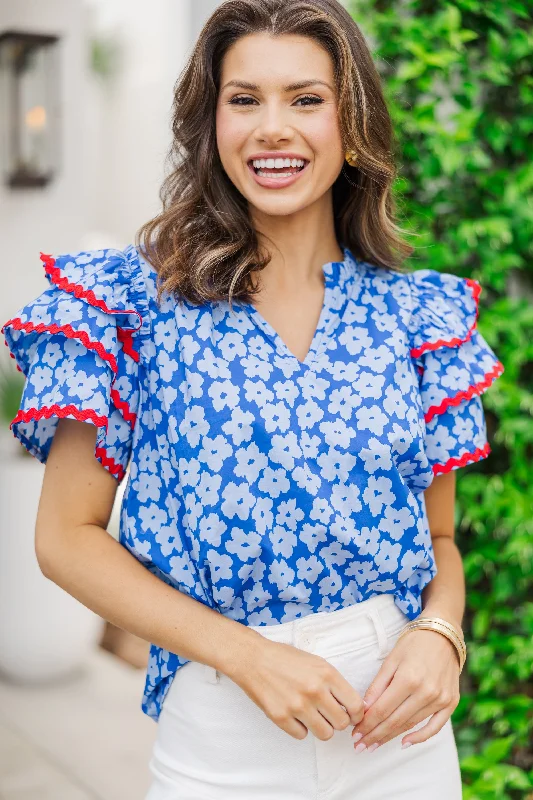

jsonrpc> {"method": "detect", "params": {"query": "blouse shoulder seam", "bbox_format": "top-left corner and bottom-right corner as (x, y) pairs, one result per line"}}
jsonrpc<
(122, 244), (152, 341)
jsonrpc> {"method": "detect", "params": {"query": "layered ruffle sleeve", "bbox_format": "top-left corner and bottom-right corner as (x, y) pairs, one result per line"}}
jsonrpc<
(1, 246), (149, 484)
(408, 269), (504, 476)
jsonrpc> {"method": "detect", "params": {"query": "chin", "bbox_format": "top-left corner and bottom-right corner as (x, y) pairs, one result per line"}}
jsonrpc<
(248, 192), (315, 217)
(253, 203), (305, 217)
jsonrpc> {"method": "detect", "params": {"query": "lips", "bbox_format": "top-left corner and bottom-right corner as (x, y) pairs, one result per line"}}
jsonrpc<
(246, 158), (311, 189)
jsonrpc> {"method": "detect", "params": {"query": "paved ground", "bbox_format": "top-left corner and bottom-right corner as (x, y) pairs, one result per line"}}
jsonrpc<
(0, 648), (157, 800)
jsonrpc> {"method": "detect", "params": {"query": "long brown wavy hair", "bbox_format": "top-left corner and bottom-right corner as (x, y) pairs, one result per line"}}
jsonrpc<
(136, 0), (413, 309)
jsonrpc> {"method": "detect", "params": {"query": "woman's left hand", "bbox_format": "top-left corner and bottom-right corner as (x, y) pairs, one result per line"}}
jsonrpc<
(351, 628), (461, 751)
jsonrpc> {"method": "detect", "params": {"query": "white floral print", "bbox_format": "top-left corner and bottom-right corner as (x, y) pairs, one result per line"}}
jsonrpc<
(1, 244), (503, 721)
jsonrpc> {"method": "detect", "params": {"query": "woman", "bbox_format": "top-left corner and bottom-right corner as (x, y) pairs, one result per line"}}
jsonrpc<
(1, 0), (504, 797)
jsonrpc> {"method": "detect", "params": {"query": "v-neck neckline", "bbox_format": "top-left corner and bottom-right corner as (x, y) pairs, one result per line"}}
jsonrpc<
(240, 245), (356, 369)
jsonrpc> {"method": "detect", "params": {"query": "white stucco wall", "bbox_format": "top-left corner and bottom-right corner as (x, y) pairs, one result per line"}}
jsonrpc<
(0, 0), (89, 327)
(83, 0), (192, 249)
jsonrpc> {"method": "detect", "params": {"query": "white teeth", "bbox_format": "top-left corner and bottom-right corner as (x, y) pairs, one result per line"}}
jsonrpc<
(251, 157), (306, 169)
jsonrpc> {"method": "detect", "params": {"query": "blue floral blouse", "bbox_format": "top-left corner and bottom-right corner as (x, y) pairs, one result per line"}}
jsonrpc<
(1, 244), (503, 722)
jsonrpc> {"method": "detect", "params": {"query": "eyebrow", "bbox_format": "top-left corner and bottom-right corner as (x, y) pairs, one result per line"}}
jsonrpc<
(221, 79), (334, 93)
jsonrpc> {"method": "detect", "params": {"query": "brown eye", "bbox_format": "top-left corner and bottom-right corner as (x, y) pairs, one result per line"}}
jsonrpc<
(228, 95), (323, 107)
(295, 95), (323, 106)
(229, 96), (257, 105)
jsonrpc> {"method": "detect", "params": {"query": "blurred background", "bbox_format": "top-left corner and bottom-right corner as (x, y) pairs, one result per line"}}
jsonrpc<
(0, 0), (531, 798)
(0, 2), (222, 798)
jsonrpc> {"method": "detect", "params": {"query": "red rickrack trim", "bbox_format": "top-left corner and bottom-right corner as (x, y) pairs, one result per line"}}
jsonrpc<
(432, 442), (491, 476)
(117, 326), (140, 362)
(9, 407), (126, 482)
(410, 278), (481, 359)
(95, 446), (126, 481)
(424, 360), (504, 423)
(4, 317), (119, 373)
(40, 252), (143, 334)
(110, 387), (137, 425)
(11, 405), (108, 429)
(3, 318), (136, 429)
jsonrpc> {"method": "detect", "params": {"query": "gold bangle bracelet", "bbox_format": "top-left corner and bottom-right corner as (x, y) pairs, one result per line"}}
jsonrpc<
(415, 622), (466, 666)
(406, 615), (466, 651)
(414, 617), (467, 661)
(397, 624), (465, 673)
(397, 620), (466, 672)
(397, 617), (467, 673)
(400, 618), (467, 663)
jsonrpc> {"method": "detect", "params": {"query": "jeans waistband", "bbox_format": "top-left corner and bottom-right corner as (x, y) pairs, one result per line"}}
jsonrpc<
(247, 593), (410, 660)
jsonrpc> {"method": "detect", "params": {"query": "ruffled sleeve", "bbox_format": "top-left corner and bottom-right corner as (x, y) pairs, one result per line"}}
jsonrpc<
(1, 245), (149, 484)
(408, 269), (504, 476)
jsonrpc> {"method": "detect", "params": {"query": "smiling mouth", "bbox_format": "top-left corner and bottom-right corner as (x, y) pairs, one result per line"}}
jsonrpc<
(248, 158), (309, 177)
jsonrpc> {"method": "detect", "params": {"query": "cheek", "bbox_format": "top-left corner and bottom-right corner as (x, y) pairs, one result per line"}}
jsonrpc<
(216, 108), (250, 167)
(310, 110), (343, 159)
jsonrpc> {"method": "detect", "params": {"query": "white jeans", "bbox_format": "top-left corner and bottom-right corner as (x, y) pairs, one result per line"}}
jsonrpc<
(146, 593), (462, 799)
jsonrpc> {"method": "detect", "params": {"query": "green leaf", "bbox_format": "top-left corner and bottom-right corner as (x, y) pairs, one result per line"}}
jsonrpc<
(482, 737), (515, 764)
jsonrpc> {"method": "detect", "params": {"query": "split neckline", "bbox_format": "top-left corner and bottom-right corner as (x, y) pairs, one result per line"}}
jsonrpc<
(239, 245), (361, 368)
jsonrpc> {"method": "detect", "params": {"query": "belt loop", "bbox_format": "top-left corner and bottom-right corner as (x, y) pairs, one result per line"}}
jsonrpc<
(290, 620), (297, 648)
(366, 607), (390, 659)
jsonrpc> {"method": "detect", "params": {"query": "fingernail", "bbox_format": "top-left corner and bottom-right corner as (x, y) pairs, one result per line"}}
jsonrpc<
(367, 742), (380, 753)
(401, 741), (412, 749)
(352, 732), (363, 743)
(354, 742), (367, 753)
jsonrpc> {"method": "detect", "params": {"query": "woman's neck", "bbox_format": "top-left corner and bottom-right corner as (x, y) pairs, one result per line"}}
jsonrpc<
(250, 195), (343, 294)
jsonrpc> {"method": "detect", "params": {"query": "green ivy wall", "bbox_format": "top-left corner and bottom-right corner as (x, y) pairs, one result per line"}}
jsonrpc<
(347, 0), (533, 796)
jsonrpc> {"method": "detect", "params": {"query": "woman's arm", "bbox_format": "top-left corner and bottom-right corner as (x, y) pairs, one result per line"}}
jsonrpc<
(36, 418), (367, 740)
(36, 418), (263, 676)
(420, 471), (466, 631)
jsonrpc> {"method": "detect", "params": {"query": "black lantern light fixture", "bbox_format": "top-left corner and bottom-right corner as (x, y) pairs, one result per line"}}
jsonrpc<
(0, 30), (60, 188)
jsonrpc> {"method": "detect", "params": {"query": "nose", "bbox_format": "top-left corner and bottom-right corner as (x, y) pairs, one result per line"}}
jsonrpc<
(254, 100), (293, 144)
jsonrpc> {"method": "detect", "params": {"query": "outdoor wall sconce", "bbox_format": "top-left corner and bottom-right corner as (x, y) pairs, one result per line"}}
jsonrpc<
(0, 31), (60, 189)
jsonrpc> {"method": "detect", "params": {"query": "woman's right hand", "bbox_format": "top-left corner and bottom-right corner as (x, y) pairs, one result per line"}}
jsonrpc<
(228, 637), (366, 741)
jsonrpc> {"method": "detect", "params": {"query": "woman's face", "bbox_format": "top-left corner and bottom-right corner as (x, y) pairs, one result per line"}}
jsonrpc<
(216, 32), (344, 220)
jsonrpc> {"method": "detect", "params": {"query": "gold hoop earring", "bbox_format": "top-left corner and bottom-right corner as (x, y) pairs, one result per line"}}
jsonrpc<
(345, 149), (358, 167)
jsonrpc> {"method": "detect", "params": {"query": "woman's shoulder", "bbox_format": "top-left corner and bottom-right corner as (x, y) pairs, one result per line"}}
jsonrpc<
(41, 244), (153, 329)
(0, 244), (156, 483)
(1, 243), (161, 382)
(355, 260), (481, 356)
